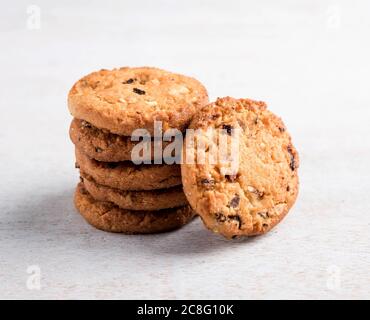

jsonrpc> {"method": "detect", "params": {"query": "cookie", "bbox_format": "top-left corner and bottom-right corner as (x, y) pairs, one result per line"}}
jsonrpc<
(75, 148), (182, 190)
(68, 67), (209, 136)
(74, 182), (195, 234)
(181, 97), (299, 239)
(70, 118), (174, 162)
(82, 175), (187, 211)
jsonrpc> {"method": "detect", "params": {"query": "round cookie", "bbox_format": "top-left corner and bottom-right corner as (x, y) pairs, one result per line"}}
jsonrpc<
(75, 148), (182, 190)
(81, 175), (187, 211)
(74, 183), (195, 234)
(68, 67), (209, 136)
(70, 118), (174, 162)
(181, 97), (299, 239)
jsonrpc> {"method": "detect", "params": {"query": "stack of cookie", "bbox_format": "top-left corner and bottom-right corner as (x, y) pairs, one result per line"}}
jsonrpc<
(68, 67), (208, 234)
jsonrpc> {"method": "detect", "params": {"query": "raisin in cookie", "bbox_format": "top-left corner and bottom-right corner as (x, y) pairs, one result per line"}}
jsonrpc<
(181, 97), (299, 239)
(70, 118), (174, 162)
(81, 175), (187, 211)
(74, 183), (195, 234)
(75, 148), (181, 190)
(68, 67), (208, 136)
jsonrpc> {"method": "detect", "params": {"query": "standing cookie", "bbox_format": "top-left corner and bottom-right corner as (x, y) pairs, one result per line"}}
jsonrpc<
(68, 67), (209, 136)
(181, 97), (299, 239)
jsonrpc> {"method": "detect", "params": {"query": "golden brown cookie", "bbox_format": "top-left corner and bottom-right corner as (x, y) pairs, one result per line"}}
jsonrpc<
(74, 182), (195, 234)
(81, 175), (187, 211)
(69, 118), (174, 162)
(181, 97), (299, 239)
(68, 67), (209, 136)
(75, 148), (182, 190)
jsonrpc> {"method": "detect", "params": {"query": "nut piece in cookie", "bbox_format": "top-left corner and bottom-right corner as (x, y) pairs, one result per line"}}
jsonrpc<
(181, 97), (299, 239)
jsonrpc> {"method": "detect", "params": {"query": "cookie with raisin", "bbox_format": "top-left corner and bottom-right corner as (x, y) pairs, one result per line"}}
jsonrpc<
(74, 183), (195, 234)
(75, 148), (182, 190)
(68, 67), (208, 136)
(181, 97), (299, 238)
(69, 118), (174, 162)
(81, 174), (187, 211)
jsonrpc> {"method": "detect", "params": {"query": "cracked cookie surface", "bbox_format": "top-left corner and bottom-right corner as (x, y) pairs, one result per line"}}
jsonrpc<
(75, 148), (182, 190)
(181, 97), (299, 238)
(74, 183), (195, 234)
(68, 67), (208, 136)
(81, 174), (187, 211)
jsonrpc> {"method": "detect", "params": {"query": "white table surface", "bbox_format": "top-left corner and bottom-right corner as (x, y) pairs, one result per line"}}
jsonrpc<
(1, 0), (369, 299)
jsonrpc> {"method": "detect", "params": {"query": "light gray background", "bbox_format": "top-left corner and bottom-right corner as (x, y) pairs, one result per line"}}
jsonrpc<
(0, 0), (369, 299)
